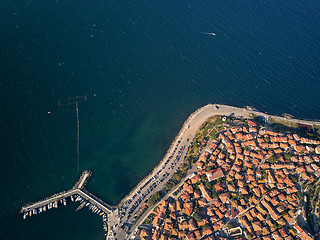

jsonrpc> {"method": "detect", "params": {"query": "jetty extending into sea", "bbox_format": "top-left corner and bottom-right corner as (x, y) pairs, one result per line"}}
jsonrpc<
(20, 170), (113, 215)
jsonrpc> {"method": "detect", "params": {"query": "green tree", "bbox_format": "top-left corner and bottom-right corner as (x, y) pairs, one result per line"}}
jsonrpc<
(284, 153), (292, 160)
(193, 212), (202, 221)
(206, 166), (212, 172)
(212, 192), (218, 199)
(164, 181), (175, 190)
(201, 175), (207, 183)
(268, 155), (278, 164)
(148, 192), (161, 207)
(205, 181), (212, 190)
(226, 222), (233, 229)
(173, 172), (182, 182)
(290, 175), (298, 183)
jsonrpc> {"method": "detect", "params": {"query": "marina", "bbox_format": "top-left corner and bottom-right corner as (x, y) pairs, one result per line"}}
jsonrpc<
(20, 170), (113, 222)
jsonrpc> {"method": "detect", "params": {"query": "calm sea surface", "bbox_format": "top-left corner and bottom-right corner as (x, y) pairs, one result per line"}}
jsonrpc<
(1, 0), (320, 239)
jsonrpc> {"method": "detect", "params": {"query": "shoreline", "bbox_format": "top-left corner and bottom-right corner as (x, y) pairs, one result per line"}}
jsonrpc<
(110, 103), (320, 239)
(117, 103), (320, 208)
(117, 104), (212, 208)
(20, 103), (320, 240)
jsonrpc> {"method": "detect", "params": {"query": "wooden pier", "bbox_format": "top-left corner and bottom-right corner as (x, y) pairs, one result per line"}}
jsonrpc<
(20, 170), (113, 214)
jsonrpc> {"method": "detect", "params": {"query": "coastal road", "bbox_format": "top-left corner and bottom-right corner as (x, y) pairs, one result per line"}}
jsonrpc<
(110, 104), (320, 239)
(126, 165), (199, 240)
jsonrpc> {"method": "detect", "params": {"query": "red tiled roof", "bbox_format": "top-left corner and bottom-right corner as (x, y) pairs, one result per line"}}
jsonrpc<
(206, 168), (224, 182)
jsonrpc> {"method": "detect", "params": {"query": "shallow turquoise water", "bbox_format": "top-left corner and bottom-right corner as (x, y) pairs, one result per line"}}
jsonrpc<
(0, 0), (320, 239)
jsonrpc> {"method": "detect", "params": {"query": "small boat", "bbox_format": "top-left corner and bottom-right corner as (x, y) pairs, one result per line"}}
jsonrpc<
(23, 213), (27, 219)
(202, 32), (216, 36)
(71, 196), (74, 202)
(43, 206), (46, 211)
(29, 211), (32, 217)
(63, 198), (67, 206)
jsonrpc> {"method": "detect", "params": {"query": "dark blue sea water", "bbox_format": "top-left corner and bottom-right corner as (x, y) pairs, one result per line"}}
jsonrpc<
(1, 0), (320, 239)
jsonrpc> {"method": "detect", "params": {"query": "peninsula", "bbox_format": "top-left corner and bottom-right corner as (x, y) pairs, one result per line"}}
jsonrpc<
(21, 104), (320, 240)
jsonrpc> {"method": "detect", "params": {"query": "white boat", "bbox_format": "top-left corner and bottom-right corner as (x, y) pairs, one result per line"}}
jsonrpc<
(202, 32), (216, 36)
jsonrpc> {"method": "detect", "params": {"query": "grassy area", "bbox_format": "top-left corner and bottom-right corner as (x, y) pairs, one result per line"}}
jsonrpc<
(209, 129), (217, 139)
(269, 121), (320, 140)
(200, 116), (223, 137)
(184, 116), (222, 168)
(269, 117), (320, 140)
(270, 118), (299, 128)
(143, 213), (154, 225)
(314, 125), (320, 135)
(173, 186), (183, 196)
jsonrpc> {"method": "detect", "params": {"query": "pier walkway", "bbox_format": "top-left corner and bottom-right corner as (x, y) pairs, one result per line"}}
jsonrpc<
(77, 189), (113, 214)
(20, 170), (113, 214)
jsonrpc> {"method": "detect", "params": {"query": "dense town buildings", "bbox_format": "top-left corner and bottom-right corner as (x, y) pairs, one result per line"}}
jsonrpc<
(137, 117), (319, 240)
